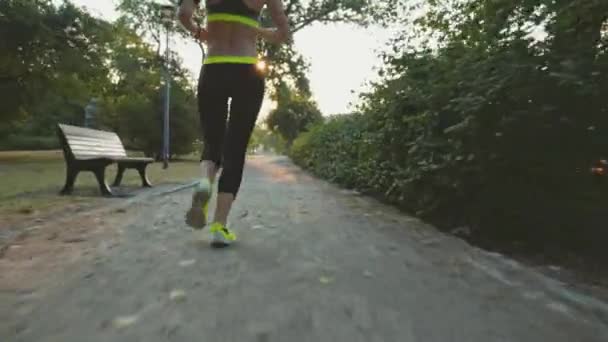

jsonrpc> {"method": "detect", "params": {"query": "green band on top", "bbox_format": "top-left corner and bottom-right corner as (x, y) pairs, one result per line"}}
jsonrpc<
(204, 55), (258, 64)
(207, 13), (260, 28)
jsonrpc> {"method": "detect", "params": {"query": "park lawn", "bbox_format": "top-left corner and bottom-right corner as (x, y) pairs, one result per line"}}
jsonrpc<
(0, 150), (200, 223)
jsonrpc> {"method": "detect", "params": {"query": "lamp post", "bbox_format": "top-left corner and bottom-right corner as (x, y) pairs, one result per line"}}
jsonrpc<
(160, 4), (174, 169)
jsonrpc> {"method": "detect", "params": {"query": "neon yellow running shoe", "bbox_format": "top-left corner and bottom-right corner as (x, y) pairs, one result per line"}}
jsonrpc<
(210, 222), (236, 248)
(185, 179), (211, 229)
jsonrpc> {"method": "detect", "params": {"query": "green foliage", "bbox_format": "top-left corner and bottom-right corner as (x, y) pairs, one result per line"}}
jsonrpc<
(259, 0), (395, 97)
(248, 125), (286, 154)
(291, 114), (374, 188)
(0, 135), (60, 151)
(0, 0), (113, 134)
(291, 0), (608, 264)
(266, 83), (323, 145)
(0, 0), (199, 156)
(116, 0), (202, 56)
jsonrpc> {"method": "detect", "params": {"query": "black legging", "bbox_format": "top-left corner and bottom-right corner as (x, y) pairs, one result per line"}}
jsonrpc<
(197, 63), (265, 197)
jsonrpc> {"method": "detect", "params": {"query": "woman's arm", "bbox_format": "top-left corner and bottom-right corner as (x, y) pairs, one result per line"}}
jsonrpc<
(177, 0), (208, 41)
(257, 0), (290, 44)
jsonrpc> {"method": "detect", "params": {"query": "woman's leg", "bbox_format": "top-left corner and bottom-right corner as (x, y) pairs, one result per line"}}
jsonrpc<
(198, 65), (229, 170)
(210, 64), (265, 244)
(186, 65), (229, 229)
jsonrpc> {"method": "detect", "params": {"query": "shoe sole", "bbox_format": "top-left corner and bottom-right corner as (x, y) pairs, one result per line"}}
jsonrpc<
(210, 240), (231, 248)
(185, 190), (210, 230)
(210, 231), (234, 248)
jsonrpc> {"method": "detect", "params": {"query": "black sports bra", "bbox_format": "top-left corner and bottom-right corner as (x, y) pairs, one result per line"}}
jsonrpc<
(193, 0), (261, 28)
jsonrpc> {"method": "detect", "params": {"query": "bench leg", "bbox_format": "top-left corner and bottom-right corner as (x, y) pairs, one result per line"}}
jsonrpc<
(113, 164), (126, 187)
(137, 165), (153, 187)
(60, 168), (79, 195)
(93, 168), (113, 196)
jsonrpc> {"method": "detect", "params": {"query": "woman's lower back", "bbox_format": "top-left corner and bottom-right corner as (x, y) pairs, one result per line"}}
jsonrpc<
(206, 22), (258, 57)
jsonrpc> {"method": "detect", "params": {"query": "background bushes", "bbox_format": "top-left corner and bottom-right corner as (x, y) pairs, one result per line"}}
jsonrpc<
(290, 0), (608, 266)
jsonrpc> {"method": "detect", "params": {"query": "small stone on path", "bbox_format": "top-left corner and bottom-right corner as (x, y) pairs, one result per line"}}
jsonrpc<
(319, 276), (333, 284)
(170, 289), (187, 302)
(179, 259), (196, 267)
(112, 315), (139, 329)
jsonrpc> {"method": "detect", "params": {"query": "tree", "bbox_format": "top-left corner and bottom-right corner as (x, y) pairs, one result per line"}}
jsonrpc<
(260, 0), (396, 95)
(115, 0), (392, 95)
(0, 0), (199, 155)
(101, 20), (199, 157)
(292, 0), (608, 264)
(0, 0), (114, 137)
(116, 0), (207, 58)
(113, 1), (394, 147)
(266, 82), (323, 145)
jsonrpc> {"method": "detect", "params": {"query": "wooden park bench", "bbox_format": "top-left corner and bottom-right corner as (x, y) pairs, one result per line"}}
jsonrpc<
(56, 123), (154, 196)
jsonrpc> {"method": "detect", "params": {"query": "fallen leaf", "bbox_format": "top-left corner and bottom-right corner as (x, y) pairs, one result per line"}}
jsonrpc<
(319, 276), (333, 284)
(179, 259), (196, 267)
(18, 207), (33, 215)
(113, 315), (139, 329)
(170, 289), (187, 302)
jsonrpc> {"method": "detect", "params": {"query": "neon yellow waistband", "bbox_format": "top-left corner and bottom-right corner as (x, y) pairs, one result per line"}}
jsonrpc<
(207, 13), (260, 28)
(204, 55), (258, 65)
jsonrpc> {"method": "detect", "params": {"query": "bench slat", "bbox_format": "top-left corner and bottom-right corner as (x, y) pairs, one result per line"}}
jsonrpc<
(59, 124), (130, 160)
(59, 124), (119, 140)
(67, 138), (124, 146)
(67, 141), (126, 153)
(70, 148), (126, 155)
(66, 137), (125, 148)
(68, 144), (126, 152)
(70, 147), (126, 154)
(71, 151), (127, 159)
(66, 135), (123, 144)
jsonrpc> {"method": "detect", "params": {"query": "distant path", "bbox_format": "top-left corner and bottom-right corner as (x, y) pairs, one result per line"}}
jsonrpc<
(1, 155), (607, 341)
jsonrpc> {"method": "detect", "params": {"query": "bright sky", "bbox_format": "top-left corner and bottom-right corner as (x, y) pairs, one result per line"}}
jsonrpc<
(65, 0), (394, 118)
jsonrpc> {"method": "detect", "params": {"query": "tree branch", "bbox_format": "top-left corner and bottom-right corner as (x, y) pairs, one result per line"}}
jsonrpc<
(291, 7), (336, 33)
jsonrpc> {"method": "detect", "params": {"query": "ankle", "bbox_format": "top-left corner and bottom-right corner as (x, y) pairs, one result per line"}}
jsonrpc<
(211, 220), (227, 227)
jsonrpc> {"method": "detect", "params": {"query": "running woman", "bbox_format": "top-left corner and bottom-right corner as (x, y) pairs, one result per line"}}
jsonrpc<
(178, 0), (289, 247)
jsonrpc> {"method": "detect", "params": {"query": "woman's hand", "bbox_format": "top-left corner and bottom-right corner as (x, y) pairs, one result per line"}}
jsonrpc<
(178, 0), (207, 41)
(259, 0), (290, 44)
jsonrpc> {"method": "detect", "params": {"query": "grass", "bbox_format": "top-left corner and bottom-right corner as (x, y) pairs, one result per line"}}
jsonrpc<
(0, 150), (201, 224)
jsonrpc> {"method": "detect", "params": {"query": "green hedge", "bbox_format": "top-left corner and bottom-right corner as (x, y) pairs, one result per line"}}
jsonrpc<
(288, 0), (608, 267)
(0, 135), (60, 151)
(289, 113), (608, 265)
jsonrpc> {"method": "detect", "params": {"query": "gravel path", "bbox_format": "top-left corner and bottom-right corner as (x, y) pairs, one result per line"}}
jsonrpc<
(1, 155), (607, 341)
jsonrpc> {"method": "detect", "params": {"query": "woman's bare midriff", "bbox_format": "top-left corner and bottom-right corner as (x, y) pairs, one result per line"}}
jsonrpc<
(206, 22), (258, 57)
(204, 0), (265, 57)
